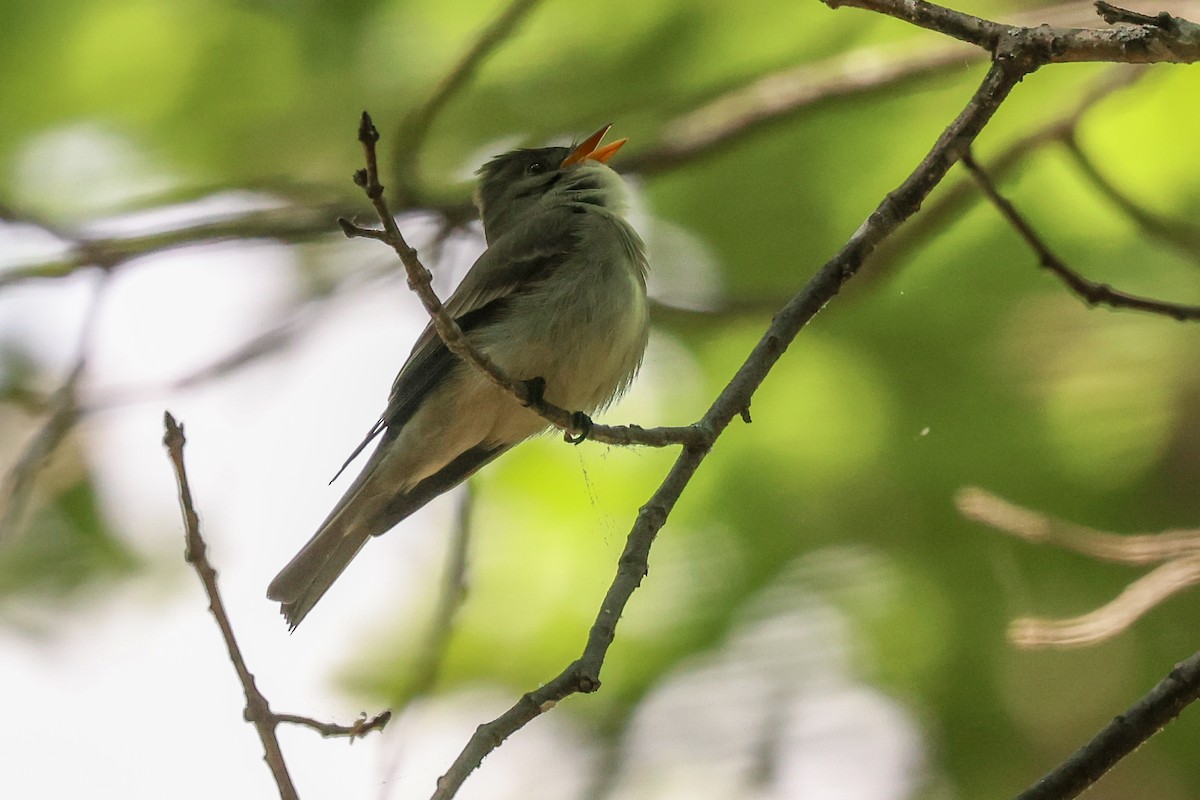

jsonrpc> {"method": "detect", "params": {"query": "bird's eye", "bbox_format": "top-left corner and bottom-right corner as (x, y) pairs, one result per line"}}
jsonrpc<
(526, 160), (547, 176)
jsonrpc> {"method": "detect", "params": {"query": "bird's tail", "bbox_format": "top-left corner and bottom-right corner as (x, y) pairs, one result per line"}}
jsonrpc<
(267, 497), (379, 630)
(267, 442), (508, 630)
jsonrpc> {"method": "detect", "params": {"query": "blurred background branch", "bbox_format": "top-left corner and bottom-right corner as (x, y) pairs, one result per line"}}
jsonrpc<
(960, 487), (1200, 648)
(962, 150), (1200, 320)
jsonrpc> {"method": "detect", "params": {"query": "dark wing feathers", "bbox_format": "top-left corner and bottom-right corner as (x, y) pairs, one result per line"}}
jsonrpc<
(331, 218), (580, 478)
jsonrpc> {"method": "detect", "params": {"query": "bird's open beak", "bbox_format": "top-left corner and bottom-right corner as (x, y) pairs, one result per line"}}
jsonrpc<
(560, 124), (627, 168)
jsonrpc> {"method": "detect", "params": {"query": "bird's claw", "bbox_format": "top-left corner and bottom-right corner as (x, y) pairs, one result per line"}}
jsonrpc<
(565, 411), (593, 445)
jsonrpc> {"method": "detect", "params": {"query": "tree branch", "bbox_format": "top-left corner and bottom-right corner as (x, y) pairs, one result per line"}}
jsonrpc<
(823, 0), (1200, 64)
(1060, 132), (1200, 267)
(162, 412), (300, 800)
(865, 64), (1145, 284)
(0, 201), (346, 290)
(1015, 649), (1200, 800)
(0, 277), (108, 541)
(1011, 557), (1200, 648)
(272, 710), (392, 740)
(622, 39), (982, 175)
(162, 413), (389, 799)
(961, 150), (1200, 321)
(958, 487), (1200, 565)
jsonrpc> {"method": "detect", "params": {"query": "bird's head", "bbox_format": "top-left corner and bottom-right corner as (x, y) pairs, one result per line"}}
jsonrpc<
(474, 125), (628, 243)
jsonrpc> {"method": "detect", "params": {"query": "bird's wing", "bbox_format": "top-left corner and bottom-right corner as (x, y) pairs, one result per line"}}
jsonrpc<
(329, 214), (580, 480)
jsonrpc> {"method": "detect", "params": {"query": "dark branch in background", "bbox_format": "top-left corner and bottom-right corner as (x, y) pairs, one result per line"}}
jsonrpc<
(341, 112), (706, 450)
(0, 276), (108, 541)
(1014, 649), (1200, 800)
(622, 40), (981, 175)
(0, 201), (345, 290)
(390, 0), (546, 204)
(161, 412), (388, 800)
(408, 488), (474, 698)
(864, 64), (1145, 284)
(622, 0), (1171, 176)
(961, 150), (1200, 321)
(1060, 132), (1200, 266)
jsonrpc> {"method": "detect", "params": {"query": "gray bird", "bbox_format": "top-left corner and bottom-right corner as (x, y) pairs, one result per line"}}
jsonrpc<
(267, 126), (649, 628)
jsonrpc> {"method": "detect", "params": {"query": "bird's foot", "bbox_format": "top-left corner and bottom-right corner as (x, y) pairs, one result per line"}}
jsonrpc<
(521, 377), (547, 407)
(565, 411), (593, 445)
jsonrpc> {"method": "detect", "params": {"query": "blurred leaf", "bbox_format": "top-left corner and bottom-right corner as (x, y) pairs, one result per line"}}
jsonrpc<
(0, 478), (139, 600)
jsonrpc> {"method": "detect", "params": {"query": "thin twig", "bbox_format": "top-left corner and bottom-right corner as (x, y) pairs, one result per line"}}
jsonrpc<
(961, 150), (1200, 321)
(162, 413), (390, 797)
(1014, 649), (1200, 800)
(273, 710), (393, 740)
(0, 202), (344, 290)
(162, 412), (300, 800)
(0, 276), (109, 540)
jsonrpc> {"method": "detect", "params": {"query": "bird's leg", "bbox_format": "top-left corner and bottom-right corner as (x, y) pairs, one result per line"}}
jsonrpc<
(521, 376), (591, 444)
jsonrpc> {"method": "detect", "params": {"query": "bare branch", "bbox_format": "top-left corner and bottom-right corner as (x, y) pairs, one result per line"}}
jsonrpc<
(273, 710), (392, 740)
(823, 0), (1200, 64)
(1014, 648), (1200, 800)
(961, 151), (1200, 320)
(865, 64), (1145, 284)
(162, 412), (391, 795)
(0, 277), (108, 541)
(1061, 132), (1200, 267)
(162, 412), (300, 800)
(0, 201), (346, 290)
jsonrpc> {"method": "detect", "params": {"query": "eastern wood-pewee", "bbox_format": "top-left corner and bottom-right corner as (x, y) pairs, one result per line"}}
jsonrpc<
(267, 126), (649, 628)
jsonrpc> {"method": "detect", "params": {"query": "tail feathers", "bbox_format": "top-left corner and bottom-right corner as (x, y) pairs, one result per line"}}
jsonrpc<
(268, 442), (509, 630)
(268, 522), (372, 630)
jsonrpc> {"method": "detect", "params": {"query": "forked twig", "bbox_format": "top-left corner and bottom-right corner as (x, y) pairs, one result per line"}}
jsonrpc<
(162, 412), (389, 799)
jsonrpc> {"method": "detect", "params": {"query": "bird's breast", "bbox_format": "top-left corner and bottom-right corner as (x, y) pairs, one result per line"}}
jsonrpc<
(476, 214), (649, 415)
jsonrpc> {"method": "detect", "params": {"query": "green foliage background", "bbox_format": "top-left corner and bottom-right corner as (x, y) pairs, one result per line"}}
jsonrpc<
(3, 0), (1200, 797)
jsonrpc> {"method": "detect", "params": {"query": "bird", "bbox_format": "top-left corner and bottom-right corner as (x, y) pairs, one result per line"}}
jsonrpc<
(267, 125), (650, 629)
